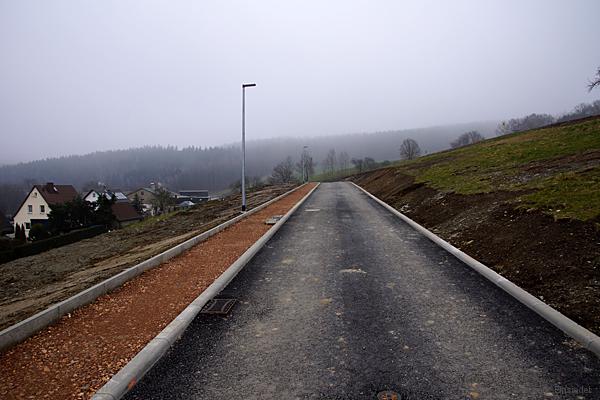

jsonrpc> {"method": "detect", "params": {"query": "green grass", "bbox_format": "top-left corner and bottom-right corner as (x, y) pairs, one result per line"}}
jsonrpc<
(519, 166), (600, 220)
(363, 118), (600, 220)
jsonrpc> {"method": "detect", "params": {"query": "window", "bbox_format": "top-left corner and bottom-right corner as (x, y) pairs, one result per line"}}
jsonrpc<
(40, 205), (45, 213)
(25, 222), (31, 229)
(27, 205), (33, 213)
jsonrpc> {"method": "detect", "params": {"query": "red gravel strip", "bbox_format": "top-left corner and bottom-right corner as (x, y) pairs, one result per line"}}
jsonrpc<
(0, 183), (315, 399)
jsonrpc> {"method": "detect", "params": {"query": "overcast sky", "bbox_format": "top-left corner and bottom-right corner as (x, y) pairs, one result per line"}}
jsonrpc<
(1, 0), (599, 164)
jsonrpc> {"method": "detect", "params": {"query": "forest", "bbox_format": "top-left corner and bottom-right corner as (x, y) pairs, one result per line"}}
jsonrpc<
(1, 99), (598, 216)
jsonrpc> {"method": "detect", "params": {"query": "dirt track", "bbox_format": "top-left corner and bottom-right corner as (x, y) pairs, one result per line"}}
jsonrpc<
(0, 185), (294, 331)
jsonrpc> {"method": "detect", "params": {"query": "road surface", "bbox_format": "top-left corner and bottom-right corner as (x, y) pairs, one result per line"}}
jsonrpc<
(125, 182), (600, 400)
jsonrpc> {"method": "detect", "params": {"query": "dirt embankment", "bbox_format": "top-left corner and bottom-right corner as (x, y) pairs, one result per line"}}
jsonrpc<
(350, 169), (600, 335)
(0, 184), (294, 331)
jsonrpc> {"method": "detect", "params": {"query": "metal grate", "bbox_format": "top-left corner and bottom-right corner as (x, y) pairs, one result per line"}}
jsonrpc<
(200, 298), (237, 315)
(377, 391), (400, 400)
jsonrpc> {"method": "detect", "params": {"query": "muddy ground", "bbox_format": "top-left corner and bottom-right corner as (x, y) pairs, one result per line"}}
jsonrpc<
(0, 185), (294, 331)
(350, 169), (600, 336)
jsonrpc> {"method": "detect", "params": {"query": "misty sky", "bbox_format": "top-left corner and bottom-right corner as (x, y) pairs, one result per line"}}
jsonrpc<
(1, 0), (599, 164)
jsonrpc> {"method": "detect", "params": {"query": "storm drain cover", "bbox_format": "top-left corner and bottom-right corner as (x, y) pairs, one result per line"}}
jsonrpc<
(377, 390), (400, 400)
(200, 298), (237, 315)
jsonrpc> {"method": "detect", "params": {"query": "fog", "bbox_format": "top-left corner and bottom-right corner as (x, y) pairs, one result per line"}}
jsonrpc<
(1, 0), (599, 164)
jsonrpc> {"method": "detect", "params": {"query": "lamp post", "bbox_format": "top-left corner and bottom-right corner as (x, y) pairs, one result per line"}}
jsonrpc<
(241, 83), (256, 212)
(302, 145), (309, 183)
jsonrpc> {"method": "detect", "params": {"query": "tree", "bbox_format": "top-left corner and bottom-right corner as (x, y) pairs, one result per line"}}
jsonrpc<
(323, 149), (336, 174)
(589, 66), (600, 92)
(29, 224), (50, 241)
(338, 151), (350, 171)
(132, 193), (143, 214)
(271, 156), (296, 184)
(450, 131), (485, 148)
(296, 148), (313, 182)
(14, 224), (22, 242)
(495, 113), (555, 136)
(94, 193), (116, 227)
(18, 224), (26, 241)
(151, 187), (174, 214)
(363, 157), (377, 171)
(399, 138), (421, 160)
(351, 158), (364, 173)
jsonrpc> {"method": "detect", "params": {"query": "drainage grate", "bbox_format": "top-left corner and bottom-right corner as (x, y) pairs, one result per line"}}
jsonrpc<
(200, 298), (237, 315)
(377, 391), (400, 400)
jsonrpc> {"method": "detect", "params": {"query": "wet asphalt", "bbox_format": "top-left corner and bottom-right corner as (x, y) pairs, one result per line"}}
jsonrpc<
(125, 182), (600, 400)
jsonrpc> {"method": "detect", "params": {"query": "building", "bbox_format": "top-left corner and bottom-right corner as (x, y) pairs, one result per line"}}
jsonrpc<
(13, 183), (78, 238)
(177, 190), (210, 204)
(126, 188), (157, 208)
(110, 202), (143, 227)
(84, 189), (129, 204)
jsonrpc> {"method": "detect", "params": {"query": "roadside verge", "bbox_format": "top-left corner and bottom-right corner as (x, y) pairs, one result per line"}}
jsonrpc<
(0, 185), (306, 353)
(351, 182), (600, 357)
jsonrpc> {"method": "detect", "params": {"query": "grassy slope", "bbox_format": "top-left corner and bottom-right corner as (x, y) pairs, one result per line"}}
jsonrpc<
(383, 117), (600, 221)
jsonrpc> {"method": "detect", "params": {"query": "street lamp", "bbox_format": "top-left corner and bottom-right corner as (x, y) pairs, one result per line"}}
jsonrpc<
(241, 83), (256, 212)
(302, 145), (309, 183)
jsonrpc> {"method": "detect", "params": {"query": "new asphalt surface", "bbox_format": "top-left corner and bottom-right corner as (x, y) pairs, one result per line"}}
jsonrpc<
(125, 182), (600, 400)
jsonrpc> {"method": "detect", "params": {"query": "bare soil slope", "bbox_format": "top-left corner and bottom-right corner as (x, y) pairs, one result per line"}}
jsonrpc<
(0, 185), (294, 330)
(350, 116), (600, 335)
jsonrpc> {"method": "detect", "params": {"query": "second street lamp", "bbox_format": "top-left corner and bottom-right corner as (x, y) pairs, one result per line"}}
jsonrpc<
(241, 83), (256, 212)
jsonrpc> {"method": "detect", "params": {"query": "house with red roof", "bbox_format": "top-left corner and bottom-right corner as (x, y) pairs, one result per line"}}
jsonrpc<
(13, 182), (78, 238)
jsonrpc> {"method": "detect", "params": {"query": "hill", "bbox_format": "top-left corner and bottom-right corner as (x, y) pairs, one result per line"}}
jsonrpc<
(350, 116), (600, 335)
(0, 120), (496, 215)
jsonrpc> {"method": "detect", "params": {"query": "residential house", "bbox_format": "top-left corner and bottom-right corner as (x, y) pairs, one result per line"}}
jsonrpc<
(85, 189), (142, 227)
(13, 183), (78, 238)
(126, 188), (157, 209)
(84, 189), (129, 204)
(110, 202), (143, 227)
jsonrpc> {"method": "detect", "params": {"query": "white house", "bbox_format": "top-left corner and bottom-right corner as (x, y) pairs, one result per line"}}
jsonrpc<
(13, 182), (78, 238)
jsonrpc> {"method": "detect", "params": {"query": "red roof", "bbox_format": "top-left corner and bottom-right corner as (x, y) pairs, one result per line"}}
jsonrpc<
(34, 183), (78, 206)
(111, 202), (142, 222)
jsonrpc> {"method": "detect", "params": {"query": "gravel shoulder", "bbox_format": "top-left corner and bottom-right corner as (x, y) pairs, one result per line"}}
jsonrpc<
(0, 183), (314, 399)
(0, 185), (294, 331)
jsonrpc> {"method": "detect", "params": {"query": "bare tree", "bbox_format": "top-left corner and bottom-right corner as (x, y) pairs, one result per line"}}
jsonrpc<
(338, 151), (350, 171)
(450, 131), (484, 148)
(399, 138), (421, 160)
(351, 158), (364, 173)
(296, 148), (314, 181)
(322, 149), (337, 173)
(589, 66), (600, 92)
(271, 156), (296, 184)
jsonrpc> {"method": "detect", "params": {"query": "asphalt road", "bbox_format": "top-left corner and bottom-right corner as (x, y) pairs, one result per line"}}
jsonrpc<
(125, 182), (600, 400)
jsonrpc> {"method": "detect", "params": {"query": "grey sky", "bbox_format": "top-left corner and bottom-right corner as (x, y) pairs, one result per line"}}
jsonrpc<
(1, 0), (599, 164)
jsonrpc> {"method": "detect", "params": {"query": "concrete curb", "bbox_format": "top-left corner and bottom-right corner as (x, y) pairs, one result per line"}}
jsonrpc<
(351, 181), (600, 358)
(92, 183), (320, 400)
(0, 184), (307, 353)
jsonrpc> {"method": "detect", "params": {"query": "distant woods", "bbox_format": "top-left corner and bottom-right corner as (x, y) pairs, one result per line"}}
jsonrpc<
(450, 131), (484, 149)
(495, 99), (600, 136)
